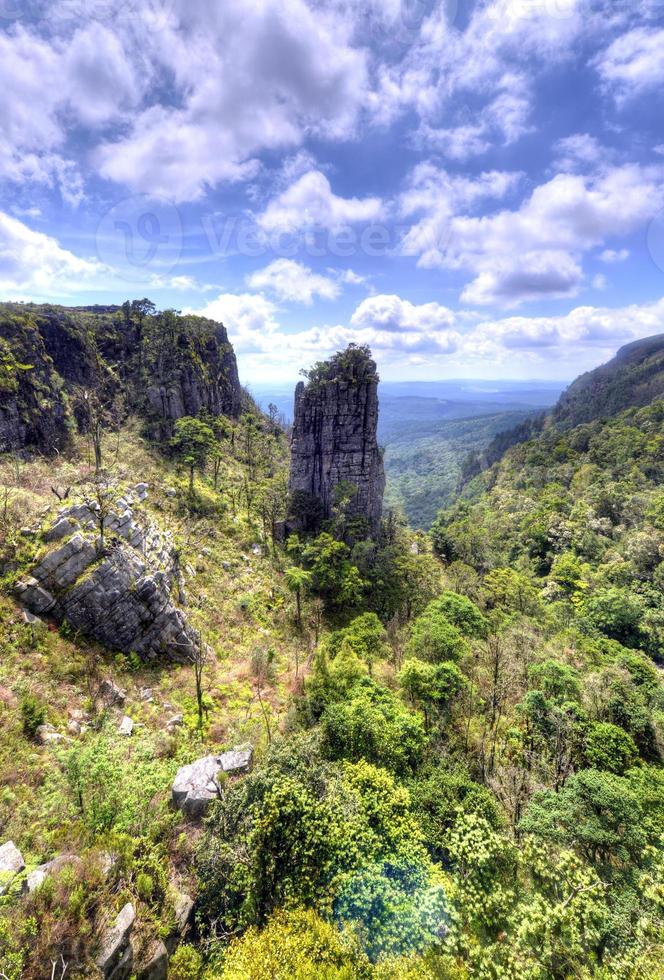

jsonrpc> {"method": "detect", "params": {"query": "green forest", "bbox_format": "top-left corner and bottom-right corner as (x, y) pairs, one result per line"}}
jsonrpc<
(0, 310), (662, 980)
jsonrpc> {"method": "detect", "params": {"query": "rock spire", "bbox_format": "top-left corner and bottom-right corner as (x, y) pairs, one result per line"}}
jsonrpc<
(288, 345), (385, 532)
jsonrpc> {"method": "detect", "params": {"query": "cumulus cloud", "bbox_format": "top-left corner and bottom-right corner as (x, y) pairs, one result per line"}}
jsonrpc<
(351, 294), (457, 339)
(95, 0), (369, 201)
(600, 248), (630, 263)
(0, 211), (105, 297)
(193, 292), (282, 354)
(257, 171), (385, 234)
(402, 163), (664, 306)
(247, 259), (340, 304)
(595, 27), (664, 102)
(192, 286), (664, 381)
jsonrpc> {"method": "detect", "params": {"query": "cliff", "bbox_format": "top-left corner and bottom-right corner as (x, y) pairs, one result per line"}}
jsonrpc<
(288, 345), (385, 532)
(0, 302), (242, 452)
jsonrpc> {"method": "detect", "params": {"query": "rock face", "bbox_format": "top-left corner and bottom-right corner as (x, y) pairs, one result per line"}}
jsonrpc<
(288, 345), (385, 532)
(172, 746), (253, 818)
(15, 489), (199, 662)
(95, 902), (135, 980)
(0, 303), (242, 453)
(0, 840), (25, 895)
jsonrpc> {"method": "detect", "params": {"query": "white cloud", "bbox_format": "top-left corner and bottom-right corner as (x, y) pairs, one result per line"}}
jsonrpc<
(402, 163), (664, 306)
(195, 288), (664, 382)
(460, 251), (584, 306)
(257, 170), (385, 234)
(372, 0), (587, 149)
(95, 0), (370, 201)
(554, 133), (606, 172)
(471, 297), (664, 354)
(0, 211), (105, 297)
(600, 248), (629, 263)
(595, 27), (664, 102)
(247, 259), (340, 304)
(351, 294), (458, 339)
(192, 292), (282, 354)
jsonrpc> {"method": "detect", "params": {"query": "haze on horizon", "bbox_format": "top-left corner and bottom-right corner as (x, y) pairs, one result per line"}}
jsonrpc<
(1, 0), (664, 384)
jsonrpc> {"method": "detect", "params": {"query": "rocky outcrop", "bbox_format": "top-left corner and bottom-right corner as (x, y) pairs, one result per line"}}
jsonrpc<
(15, 487), (199, 662)
(288, 345), (385, 532)
(172, 746), (253, 817)
(0, 303), (242, 453)
(143, 315), (242, 428)
(0, 317), (71, 453)
(0, 840), (25, 895)
(95, 902), (135, 980)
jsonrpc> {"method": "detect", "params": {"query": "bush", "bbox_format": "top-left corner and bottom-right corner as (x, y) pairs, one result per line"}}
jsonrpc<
(169, 944), (202, 980)
(20, 693), (46, 738)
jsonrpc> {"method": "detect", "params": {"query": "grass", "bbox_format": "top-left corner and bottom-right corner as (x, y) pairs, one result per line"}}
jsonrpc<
(0, 419), (315, 975)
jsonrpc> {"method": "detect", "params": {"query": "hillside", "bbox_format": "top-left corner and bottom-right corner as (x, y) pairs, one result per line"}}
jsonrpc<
(469, 332), (664, 476)
(0, 325), (663, 980)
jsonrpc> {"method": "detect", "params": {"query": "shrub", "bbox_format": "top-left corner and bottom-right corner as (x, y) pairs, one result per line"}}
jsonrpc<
(169, 944), (202, 980)
(20, 693), (46, 738)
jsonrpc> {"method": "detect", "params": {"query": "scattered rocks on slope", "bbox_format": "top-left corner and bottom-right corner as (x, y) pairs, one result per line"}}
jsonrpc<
(0, 840), (25, 895)
(172, 746), (253, 818)
(95, 902), (135, 980)
(15, 496), (199, 662)
(25, 854), (83, 894)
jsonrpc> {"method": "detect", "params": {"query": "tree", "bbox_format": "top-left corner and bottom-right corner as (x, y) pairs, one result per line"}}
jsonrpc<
(320, 678), (426, 774)
(84, 477), (120, 553)
(520, 769), (648, 867)
(251, 647), (277, 744)
(584, 721), (638, 774)
(404, 604), (469, 664)
(284, 567), (312, 628)
(399, 658), (465, 732)
(170, 416), (217, 495)
(325, 612), (389, 676)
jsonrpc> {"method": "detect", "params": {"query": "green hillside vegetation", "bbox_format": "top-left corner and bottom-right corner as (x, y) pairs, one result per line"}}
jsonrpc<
(384, 411), (533, 528)
(0, 336), (663, 978)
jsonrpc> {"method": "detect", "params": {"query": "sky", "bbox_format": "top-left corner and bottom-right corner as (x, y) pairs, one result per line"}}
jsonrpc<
(1, 0), (664, 384)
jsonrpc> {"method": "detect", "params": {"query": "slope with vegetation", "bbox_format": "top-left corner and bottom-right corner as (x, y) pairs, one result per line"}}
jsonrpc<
(0, 323), (662, 979)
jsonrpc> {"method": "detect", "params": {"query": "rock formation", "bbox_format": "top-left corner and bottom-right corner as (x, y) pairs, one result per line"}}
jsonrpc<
(288, 345), (385, 532)
(172, 746), (254, 818)
(0, 302), (242, 453)
(15, 486), (199, 662)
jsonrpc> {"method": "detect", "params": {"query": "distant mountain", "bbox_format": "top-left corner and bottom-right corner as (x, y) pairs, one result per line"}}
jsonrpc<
(475, 333), (664, 475)
(553, 333), (664, 428)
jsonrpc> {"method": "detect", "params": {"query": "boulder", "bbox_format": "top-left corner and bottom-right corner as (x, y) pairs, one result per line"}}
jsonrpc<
(95, 902), (135, 979)
(172, 746), (253, 818)
(135, 939), (168, 980)
(16, 503), (199, 663)
(0, 840), (25, 895)
(26, 854), (83, 894)
(36, 724), (67, 746)
(118, 716), (134, 736)
(100, 678), (126, 705)
(165, 891), (194, 954)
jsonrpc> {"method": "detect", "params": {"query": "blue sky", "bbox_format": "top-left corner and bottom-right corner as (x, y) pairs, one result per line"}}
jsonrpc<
(1, 0), (664, 383)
